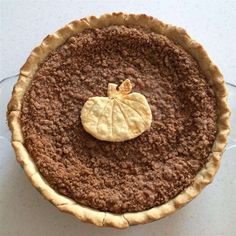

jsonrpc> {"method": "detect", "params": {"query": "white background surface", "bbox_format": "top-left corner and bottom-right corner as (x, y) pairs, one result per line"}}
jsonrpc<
(0, 1), (236, 236)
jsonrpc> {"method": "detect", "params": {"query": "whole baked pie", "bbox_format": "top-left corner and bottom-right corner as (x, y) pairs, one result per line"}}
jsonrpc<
(7, 13), (230, 228)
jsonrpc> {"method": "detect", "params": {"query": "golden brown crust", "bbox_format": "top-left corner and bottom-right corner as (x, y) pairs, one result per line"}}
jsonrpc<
(7, 75), (32, 112)
(103, 213), (129, 228)
(8, 12), (230, 228)
(8, 111), (24, 142)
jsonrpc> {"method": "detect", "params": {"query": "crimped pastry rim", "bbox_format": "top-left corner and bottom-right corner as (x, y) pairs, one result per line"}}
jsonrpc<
(7, 12), (230, 229)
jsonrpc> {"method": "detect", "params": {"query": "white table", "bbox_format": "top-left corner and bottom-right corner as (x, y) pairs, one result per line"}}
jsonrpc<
(1, 1), (236, 235)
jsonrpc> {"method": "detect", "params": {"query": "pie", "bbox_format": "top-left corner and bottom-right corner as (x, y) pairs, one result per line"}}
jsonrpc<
(7, 13), (230, 228)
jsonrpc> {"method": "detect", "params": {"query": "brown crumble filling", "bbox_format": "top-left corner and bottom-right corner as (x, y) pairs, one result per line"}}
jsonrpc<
(21, 26), (217, 214)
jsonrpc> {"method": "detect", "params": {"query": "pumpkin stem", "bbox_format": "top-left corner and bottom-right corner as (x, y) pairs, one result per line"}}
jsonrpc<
(107, 79), (132, 97)
(107, 83), (118, 97)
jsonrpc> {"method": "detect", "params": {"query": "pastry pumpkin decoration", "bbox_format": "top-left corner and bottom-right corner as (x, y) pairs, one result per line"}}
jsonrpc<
(81, 79), (152, 142)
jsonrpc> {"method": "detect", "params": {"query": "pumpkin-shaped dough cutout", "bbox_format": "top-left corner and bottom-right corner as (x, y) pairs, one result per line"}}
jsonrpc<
(81, 79), (152, 142)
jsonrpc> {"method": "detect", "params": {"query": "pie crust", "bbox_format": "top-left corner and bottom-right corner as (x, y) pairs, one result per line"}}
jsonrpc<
(7, 13), (230, 228)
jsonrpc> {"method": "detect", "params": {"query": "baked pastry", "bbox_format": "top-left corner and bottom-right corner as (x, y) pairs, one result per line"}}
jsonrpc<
(81, 79), (152, 142)
(7, 13), (230, 228)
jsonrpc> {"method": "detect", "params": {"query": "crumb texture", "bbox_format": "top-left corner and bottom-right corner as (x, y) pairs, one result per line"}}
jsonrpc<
(21, 26), (217, 213)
